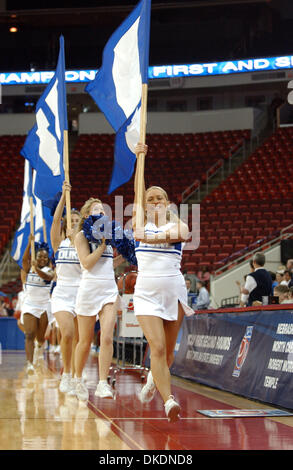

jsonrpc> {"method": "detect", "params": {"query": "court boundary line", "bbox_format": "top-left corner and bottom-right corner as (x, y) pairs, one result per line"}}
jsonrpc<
(87, 400), (145, 451)
(45, 355), (145, 451)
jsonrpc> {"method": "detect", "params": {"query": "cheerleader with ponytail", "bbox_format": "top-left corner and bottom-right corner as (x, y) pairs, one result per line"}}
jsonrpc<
(73, 198), (124, 401)
(50, 181), (82, 394)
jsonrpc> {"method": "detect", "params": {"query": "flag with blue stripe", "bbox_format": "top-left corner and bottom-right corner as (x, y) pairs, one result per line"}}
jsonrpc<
(20, 35), (68, 201)
(85, 0), (151, 194)
(11, 160), (53, 268)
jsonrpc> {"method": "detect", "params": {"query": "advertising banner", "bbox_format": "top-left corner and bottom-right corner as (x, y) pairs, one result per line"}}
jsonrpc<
(171, 308), (293, 409)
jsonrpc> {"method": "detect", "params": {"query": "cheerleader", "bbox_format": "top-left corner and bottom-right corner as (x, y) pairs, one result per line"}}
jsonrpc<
(50, 181), (82, 393)
(22, 236), (54, 375)
(132, 143), (193, 423)
(74, 198), (124, 401)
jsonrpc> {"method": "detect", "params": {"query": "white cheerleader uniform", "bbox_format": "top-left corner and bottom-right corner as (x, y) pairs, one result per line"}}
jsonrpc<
(21, 266), (52, 320)
(133, 222), (194, 321)
(75, 234), (119, 317)
(51, 238), (82, 317)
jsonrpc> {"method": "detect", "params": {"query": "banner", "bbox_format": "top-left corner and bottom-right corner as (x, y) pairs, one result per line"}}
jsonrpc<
(171, 307), (293, 409)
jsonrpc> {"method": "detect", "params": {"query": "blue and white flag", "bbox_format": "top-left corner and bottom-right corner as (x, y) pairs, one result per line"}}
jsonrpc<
(11, 160), (53, 268)
(85, 0), (151, 193)
(20, 36), (68, 201)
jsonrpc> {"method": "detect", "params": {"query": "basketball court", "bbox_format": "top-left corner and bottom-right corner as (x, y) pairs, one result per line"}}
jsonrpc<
(1, 350), (293, 452)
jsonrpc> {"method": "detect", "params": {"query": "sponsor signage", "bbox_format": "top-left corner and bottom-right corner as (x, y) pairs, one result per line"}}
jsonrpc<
(171, 308), (293, 409)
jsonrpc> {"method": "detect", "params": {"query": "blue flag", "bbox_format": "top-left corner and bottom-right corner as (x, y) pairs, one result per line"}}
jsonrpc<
(11, 161), (53, 268)
(85, 0), (151, 193)
(20, 36), (68, 201)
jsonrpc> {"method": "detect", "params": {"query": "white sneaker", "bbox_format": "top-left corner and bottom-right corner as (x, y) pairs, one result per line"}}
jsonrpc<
(164, 395), (180, 423)
(67, 377), (77, 397)
(95, 381), (113, 398)
(75, 379), (89, 401)
(33, 344), (44, 365)
(26, 362), (35, 375)
(59, 373), (72, 394)
(139, 371), (156, 403)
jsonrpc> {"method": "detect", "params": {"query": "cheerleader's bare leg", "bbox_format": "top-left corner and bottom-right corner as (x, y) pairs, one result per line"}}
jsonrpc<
(23, 313), (38, 364)
(97, 302), (117, 381)
(137, 315), (171, 403)
(54, 311), (76, 374)
(71, 316), (79, 377)
(164, 302), (185, 368)
(75, 315), (96, 378)
(36, 311), (48, 347)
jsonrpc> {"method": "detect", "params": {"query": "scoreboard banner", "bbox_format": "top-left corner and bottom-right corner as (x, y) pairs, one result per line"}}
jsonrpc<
(171, 307), (293, 410)
(1, 55), (293, 85)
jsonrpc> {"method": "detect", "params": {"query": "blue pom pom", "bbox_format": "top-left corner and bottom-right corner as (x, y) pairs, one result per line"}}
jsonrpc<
(35, 242), (50, 253)
(83, 217), (137, 265)
(83, 214), (113, 244)
(110, 223), (137, 266)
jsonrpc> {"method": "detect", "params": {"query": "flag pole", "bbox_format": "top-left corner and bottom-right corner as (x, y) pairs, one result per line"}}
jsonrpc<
(63, 129), (72, 231)
(135, 83), (148, 229)
(42, 218), (47, 243)
(29, 196), (36, 272)
(41, 202), (47, 243)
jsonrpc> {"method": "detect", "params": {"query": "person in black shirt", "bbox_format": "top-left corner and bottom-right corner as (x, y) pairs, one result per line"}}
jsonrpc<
(240, 252), (273, 306)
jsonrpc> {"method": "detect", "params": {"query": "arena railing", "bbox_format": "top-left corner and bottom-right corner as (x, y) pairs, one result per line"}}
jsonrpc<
(213, 222), (293, 277)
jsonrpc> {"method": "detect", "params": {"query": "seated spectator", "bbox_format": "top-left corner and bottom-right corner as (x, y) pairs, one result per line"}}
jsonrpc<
(240, 252), (272, 306)
(286, 259), (293, 288)
(273, 284), (292, 304)
(195, 280), (210, 310)
(281, 270), (292, 286)
(0, 298), (8, 316)
(185, 278), (197, 307)
(196, 266), (210, 283)
(270, 272), (278, 290)
(276, 271), (284, 285)
(289, 286), (293, 300)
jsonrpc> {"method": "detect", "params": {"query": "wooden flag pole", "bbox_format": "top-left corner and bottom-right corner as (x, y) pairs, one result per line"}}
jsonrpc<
(63, 129), (72, 231)
(29, 196), (36, 272)
(42, 217), (47, 243)
(135, 83), (148, 229)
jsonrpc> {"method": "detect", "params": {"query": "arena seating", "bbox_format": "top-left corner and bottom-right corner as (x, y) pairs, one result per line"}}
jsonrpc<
(0, 135), (25, 256)
(69, 129), (250, 209)
(182, 126), (293, 274)
(2, 127), (291, 287)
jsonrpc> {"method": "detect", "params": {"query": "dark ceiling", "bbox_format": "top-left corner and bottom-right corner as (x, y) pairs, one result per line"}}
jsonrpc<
(1, 0), (293, 72)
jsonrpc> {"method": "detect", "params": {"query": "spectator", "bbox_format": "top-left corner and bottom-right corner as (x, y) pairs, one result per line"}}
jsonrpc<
(185, 278), (197, 307)
(276, 271), (284, 285)
(270, 272), (278, 290)
(196, 266), (210, 283)
(273, 285), (292, 304)
(281, 270), (292, 286)
(289, 286), (293, 300)
(240, 252), (272, 306)
(286, 259), (293, 288)
(195, 280), (210, 310)
(0, 298), (8, 316)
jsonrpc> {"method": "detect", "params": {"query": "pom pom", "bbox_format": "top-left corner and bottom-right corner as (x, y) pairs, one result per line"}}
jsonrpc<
(110, 223), (137, 266)
(35, 242), (50, 253)
(83, 216), (137, 265)
(83, 214), (112, 244)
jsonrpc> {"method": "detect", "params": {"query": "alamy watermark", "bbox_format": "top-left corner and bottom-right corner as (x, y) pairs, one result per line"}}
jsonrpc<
(90, 197), (200, 251)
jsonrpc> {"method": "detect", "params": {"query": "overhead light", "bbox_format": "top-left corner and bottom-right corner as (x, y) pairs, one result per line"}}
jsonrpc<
(9, 26), (18, 33)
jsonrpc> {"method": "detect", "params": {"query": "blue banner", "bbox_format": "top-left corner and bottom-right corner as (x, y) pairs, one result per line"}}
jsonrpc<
(171, 307), (293, 410)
